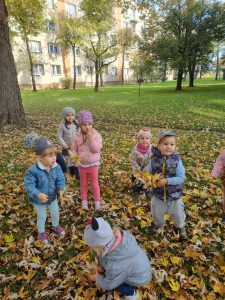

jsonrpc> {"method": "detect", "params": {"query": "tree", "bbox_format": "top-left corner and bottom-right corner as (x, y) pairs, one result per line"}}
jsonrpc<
(0, 0), (25, 126)
(118, 28), (137, 85)
(57, 14), (86, 89)
(6, 0), (46, 92)
(81, 0), (119, 92)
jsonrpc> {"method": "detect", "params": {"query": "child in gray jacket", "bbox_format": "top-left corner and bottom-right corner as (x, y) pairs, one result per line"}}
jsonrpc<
(84, 217), (152, 300)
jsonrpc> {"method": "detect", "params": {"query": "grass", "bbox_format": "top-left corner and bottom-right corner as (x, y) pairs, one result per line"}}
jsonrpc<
(0, 78), (225, 299)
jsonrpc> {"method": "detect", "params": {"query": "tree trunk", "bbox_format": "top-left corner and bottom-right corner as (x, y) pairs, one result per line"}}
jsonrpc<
(215, 46), (219, 80)
(188, 62), (195, 88)
(199, 65), (202, 79)
(162, 62), (167, 82)
(100, 71), (104, 87)
(25, 38), (37, 92)
(0, 0), (25, 127)
(72, 45), (76, 89)
(122, 49), (125, 85)
(176, 67), (183, 91)
(94, 59), (99, 92)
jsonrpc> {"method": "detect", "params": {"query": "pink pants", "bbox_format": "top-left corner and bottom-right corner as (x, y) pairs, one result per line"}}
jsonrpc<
(78, 166), (100, 201)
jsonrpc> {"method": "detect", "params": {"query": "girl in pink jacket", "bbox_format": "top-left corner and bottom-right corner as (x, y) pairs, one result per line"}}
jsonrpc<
(71, 110), (102, 211)
(212, 149), (225, 223)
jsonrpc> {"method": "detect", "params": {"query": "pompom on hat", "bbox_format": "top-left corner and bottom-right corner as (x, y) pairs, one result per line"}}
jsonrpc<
(84, 217), (114, 248)
(78, 110), (93, 125)
(137, 128), (152, 140)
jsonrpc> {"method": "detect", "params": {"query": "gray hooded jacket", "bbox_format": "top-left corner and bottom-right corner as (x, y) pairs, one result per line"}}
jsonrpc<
(96, 230), (152, 290)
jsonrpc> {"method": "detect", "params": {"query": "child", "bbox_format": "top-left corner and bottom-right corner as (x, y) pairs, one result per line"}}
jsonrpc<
(24, 137), (66, 242)
(148, 130), (187, 240)
(84, 217), (152, 300)
(130, 128), (152, 196)
(212, 149), (225, 223)
(71, 110), (102, 211)
(57, 107), (79, 177)
(24, 132), (67, 174)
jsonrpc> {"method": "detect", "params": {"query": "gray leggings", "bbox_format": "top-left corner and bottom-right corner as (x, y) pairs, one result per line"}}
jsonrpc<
(151, 197), (186, 228)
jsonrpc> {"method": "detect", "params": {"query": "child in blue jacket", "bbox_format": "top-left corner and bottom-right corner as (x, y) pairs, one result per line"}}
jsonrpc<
(24, 137), (66, 242)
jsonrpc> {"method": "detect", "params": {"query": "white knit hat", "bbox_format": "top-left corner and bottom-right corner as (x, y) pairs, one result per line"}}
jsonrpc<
(84, 217), (114, 248)
(61, 107), (75, 118)
(137, 128), (152, 140)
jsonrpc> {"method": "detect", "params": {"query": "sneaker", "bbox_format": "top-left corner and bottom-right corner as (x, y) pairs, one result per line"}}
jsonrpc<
(177, 227), (187, 240)
(82, 200), (89, 210)
(38, 232), (48, 242)
(95, 201), (101, 211)
(122, 291), (139, 300)
(222, 214), (225, 223)
(51, 226), (65, 236)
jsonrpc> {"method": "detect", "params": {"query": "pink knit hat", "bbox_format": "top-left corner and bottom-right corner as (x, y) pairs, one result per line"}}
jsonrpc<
(78, 110), (93, 125)
(137, 128), (152, 140)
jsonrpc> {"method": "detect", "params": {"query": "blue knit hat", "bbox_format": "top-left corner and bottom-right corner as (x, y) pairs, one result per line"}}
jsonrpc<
(35, 137), (55, 155)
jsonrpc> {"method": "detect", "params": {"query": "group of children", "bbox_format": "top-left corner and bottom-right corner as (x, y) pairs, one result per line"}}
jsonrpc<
(23, 107), (225, 300)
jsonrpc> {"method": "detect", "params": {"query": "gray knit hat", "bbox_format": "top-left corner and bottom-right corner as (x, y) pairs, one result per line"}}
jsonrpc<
(24, 132), (40, 149)
(35, 137), (55, 155)
(62, 107), (75, 118)
(84, 217), (114, 248)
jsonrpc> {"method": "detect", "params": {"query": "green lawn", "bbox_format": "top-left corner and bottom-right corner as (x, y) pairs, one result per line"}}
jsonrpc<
(0, 78), (225, 299)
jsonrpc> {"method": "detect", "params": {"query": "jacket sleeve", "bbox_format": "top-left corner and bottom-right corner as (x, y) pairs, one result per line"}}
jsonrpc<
(167, 159), (185, 185)
(96, 268), (127, 290)
(130, 150), (141, 173)
(24, 169), (41, 198)
(71, 135), (78, 153)
(148, 159), (152, 174)
(212, 151), (225, 178)
(55, 166), (66, 190)
(89, 134), (102, 153)
(57, 124), (67, 148)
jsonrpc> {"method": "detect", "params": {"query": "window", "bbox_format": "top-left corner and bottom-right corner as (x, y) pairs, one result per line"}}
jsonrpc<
(46, 21), (56, 31)
(46, 0), (55, 9)
(123, 21), (128, 29)
(75, 66), (82, 75)
(33, 64), (45, 76)
(28, 41), (41, 53)
(65, 3), (76, 16)
(75, 48), (80, 56)
(124, 53), (130, 60)
(124, 68), (129, 76)
(51, 65), (61, 75)
(130, 9), (136, 20)
(86, 66), (93, 75)
(48, 43), (59, 54)
(112, 67), (118, 76)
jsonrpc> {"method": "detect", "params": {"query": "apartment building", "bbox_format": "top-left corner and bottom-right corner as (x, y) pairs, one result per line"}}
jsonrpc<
(12, 0), (142, 89)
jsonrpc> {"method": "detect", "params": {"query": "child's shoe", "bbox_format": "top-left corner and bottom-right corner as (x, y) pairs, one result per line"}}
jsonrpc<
(51, 226), (65, 236)
(122, 290), (139, 300)
(177, 227), (187, 241)
(222, 214), (225, 223)
(82, 200), (89, 210)
(95, 201), (101, 211)
(38, 232), (48, 242)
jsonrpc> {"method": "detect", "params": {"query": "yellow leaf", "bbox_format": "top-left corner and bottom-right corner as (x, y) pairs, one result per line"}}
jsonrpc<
(5, 233), (14, 243)
(23, 269), (36, 282)
(140, 220), (148, 228)
(18, 287), (29, 299)
(160, 257), (169, 267)
(32, 256), (41, 263)
(170, 256), (181, 265)
(167, 277), (180, 292)
(213, 282), (225, 296)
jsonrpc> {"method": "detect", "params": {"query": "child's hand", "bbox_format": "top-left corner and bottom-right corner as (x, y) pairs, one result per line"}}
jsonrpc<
(86, 129), (94, 142)
(38, 193), (48, 202)
(89, 273), (98, 282)
(63, 145), (70, 150)
(156, 178), (168, 188)
(211, 175), (216, 181)
(97, 266), (105, 274)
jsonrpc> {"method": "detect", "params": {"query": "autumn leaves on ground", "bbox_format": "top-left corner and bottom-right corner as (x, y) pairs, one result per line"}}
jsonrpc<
(0, 79), (225, 299)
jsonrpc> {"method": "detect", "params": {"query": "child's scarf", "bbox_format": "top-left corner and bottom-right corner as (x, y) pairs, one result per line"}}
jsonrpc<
(137, 143), (151, 155)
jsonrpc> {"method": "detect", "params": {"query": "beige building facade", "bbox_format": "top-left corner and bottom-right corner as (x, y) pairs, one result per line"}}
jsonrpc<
(12, 0), (143, 89)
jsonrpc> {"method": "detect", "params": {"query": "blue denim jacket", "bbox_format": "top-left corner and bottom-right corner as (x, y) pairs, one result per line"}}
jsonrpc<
(24, 162), (66, 205)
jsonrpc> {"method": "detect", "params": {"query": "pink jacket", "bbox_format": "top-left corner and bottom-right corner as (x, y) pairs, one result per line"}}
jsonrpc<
(71, 129), (102, 165)
(212, 149), (225, 178)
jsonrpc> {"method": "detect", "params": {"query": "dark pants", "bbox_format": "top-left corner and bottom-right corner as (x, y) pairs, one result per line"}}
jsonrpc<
(56, 153), (67, 174)
(132, 175), (144, 193)
(117, 282), (135, 296)
(61, 149), (80, 179)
